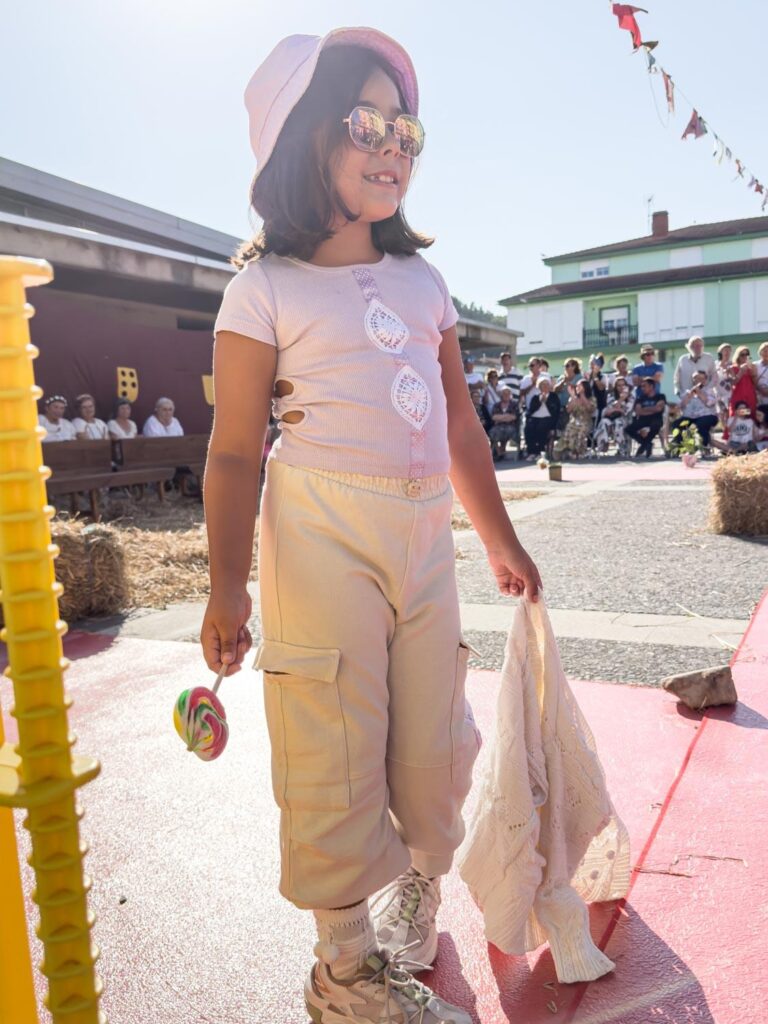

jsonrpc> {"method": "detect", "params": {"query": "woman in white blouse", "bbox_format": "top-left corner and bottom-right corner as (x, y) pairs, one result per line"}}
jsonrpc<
(108, 400), (138, 440)
(72, 393), (109, 440)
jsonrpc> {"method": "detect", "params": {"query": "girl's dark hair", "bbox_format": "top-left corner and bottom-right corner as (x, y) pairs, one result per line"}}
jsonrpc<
(233, 45), (432, 267)
(578, 379), (593, 399)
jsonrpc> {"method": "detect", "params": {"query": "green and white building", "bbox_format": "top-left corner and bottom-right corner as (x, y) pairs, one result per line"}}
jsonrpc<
(501, 211), (768, 373)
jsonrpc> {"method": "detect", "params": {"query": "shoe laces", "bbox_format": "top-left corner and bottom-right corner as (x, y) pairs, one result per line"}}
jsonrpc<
(372, 871), (439, 946)
(364, 945), (441, 1024)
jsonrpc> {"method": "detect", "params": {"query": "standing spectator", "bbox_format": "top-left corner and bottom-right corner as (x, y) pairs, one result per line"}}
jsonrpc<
(497, 350), (522, 398)
(38, 395), (77, 442)
(728, 347), (757, 420)
(715, 342), (734, 420)
(108, 400), (138, 440)
(555, 358), (583, 408)
(524, 376), (559, 458)
(632, 345), (664, 396)
(625, 378), (666, 458)
(673, 336), (716, 398)
(470, 387), (493, 433)
(520, 358), (544, 410)
(671, 370), (719, 449)
(606, 355), (631, 390)
(555, 379), (596, 460)
(463, 356), (484, 388)
(72, 393), (109, 440)
(488, 384), (519, 460)
(588, 353), (608, 420)
(143, 397), (185, 437)
(482, 369), (503, 419)
(755, 341), (768, 416)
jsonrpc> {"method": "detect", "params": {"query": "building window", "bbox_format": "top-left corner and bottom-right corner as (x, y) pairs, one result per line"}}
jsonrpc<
(669, 247), (702, 269)
(581, 260), (610, 279)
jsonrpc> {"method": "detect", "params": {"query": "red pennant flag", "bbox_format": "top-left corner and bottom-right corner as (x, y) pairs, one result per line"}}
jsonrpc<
(661, 70), (675, 113)
(681, 109), (707, 140)
(756, 182), (765, 195)
(612, 4), (652, 51)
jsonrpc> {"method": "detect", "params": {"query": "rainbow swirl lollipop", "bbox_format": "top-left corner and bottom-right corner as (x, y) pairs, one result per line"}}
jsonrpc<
(174, 666), (229, 761)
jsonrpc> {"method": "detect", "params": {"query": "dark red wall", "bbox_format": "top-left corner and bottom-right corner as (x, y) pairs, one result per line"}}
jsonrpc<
(29, 289), (215, 434)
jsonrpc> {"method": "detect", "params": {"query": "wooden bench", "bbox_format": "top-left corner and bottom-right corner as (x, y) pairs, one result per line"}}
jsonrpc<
(112, 435), (209, 498)
(44, 440), (176, 521)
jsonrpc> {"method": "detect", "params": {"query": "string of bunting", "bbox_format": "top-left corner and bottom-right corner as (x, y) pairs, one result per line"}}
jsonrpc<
(609, 4), (767, 211)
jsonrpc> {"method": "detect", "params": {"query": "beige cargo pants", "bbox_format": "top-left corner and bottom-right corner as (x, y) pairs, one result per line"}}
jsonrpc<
(253, 460), (481, 910)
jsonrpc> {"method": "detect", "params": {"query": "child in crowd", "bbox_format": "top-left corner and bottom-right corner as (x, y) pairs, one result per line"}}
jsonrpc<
(203, 28), (541, 1024)
(714, 400), (758, 454)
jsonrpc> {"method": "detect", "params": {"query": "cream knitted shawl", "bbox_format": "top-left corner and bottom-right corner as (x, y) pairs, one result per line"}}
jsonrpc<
(458, 598), (631, 983)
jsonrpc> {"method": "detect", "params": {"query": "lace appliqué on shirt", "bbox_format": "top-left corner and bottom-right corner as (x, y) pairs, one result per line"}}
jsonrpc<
(391, 364), (431, 431)
(364, 299), (410, 354)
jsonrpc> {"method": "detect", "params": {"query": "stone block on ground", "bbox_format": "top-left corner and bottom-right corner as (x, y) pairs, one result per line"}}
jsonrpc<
(661, 664), (737, 709)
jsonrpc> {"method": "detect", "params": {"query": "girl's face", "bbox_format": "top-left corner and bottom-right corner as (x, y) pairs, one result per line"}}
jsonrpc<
(79, 398), (95, 420)
(720, 347), (732, 362)
(117, 403), (131, 419)
(576, 381), (585, 397)
(331, 68), (412, 227)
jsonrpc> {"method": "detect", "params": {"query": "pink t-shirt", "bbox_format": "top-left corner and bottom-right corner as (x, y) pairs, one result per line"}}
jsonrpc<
(214, 252), (459, 478)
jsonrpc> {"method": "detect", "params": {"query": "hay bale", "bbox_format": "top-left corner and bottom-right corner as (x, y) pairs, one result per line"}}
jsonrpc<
(709, 452), (768, 535)
(52, 519), (130, 621)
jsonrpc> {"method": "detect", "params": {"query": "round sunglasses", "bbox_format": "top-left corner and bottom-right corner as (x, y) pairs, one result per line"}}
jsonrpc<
(343, 105), (425, 159)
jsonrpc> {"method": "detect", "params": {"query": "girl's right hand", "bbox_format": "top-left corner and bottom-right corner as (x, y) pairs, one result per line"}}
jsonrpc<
(200, 589), (253, 674)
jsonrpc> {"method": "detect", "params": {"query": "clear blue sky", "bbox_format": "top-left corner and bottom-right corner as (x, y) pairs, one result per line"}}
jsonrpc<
(2, 1), (766, 313)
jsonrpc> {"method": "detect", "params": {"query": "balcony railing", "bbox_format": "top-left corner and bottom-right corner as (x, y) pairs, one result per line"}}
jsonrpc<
(583, 326), (639, 348)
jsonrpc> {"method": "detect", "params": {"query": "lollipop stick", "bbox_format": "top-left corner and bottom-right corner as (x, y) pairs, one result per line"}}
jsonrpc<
(212, 662), (229, 695)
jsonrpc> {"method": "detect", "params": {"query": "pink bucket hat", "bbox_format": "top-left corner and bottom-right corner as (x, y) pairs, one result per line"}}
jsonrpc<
(244, 27), (419, 180)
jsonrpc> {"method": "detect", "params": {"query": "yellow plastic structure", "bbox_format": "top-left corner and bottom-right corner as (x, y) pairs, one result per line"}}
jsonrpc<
(0, 256), (105, 1024)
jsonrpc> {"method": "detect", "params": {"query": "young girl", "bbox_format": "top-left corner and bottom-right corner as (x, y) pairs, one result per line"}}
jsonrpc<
(202, 29), (541, 1024)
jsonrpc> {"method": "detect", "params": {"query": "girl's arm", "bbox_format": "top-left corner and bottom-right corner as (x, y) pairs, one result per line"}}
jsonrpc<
(201, 329), (276, 672)
(439, 327), (541, 600)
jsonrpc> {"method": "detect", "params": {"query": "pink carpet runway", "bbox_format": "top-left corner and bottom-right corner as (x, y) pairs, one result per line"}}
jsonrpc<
(3, 591), (765, 1023)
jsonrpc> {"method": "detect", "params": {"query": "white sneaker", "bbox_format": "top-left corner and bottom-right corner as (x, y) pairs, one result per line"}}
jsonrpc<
(372, 869), (441, 967)
(305, 949), (472, 1024)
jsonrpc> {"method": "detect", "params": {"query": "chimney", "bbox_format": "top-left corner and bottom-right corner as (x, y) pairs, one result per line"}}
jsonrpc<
(652, 210), (669, 237)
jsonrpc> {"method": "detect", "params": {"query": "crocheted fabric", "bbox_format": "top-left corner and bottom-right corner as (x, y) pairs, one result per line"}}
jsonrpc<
(458, 598), (631, 983)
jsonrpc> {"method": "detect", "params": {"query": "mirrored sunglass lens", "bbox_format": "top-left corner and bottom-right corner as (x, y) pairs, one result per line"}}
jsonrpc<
(394, 116), (424, 157)
(349, 106), (385, 151)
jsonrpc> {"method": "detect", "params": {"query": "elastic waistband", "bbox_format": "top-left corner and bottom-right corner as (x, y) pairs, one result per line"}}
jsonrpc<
(276, 463), (450, 501)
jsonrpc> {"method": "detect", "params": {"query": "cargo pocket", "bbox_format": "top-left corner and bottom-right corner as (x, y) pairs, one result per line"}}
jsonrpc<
(450, 638), (480, 779)
(254, 639), (350, 812)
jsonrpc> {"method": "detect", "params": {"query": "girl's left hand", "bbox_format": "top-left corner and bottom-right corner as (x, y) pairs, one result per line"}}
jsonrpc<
(487, 542), (543, 600)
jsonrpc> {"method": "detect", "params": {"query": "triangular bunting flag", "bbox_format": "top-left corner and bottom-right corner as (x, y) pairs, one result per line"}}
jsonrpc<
(681, 109), (707, 140)
(661, 70), (675, 113)
(612, 4), (655, 51)
(645, 46), (657, 71)
(735, 160), (745, 177)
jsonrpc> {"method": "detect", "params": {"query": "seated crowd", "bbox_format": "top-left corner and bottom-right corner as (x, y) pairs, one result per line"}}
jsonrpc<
(37, 394), (197, 502)
(38, 395), (184, 443)
(464, 337), (768, 461)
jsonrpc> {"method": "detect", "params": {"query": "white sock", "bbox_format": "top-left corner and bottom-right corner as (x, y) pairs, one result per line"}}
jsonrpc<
(313, 901), (377, 980)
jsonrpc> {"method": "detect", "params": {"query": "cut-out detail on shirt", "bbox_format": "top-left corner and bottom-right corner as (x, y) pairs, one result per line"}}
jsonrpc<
(363, 299), (410, 353)
(391, 365), (432, 431)
(273, 379), (305, 423)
